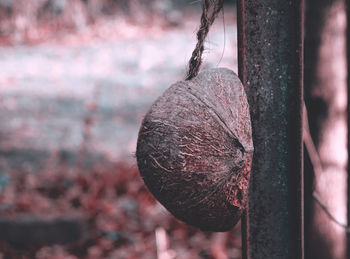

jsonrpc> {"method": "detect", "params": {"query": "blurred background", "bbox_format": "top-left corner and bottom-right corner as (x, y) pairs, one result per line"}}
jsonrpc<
(0, 0), (242, 258)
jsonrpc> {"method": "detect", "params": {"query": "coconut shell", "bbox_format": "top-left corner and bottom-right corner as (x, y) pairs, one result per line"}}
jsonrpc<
(136, 68), (253, 232)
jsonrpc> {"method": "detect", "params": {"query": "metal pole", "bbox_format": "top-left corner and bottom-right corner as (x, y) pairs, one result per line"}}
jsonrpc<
(237, 0), (304, 258)
(347, 1), (350, 257)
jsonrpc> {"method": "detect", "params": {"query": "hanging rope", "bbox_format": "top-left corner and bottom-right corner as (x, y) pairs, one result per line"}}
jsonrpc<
(186, 0), (224, 80)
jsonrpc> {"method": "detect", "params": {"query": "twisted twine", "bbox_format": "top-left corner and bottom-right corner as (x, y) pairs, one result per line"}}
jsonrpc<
(186, 0), (224, 80)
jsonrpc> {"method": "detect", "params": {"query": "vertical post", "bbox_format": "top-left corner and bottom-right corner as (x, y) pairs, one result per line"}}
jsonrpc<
(237, 2), (249, 258)
(237, 0), (304, 258)
(347, 1), (350, 257)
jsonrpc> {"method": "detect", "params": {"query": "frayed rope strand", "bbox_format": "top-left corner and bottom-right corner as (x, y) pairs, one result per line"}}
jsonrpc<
(186, 0), (224, 80)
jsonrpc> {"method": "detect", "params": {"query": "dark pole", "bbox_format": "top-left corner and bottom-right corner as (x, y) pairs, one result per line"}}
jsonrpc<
(237, 1), (249, 258)
(237, 0), (304, 258)
(347, 0), (350, 257)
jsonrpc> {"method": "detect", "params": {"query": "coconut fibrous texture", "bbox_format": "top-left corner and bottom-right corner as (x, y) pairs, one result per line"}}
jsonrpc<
(136, 68), (253, 232)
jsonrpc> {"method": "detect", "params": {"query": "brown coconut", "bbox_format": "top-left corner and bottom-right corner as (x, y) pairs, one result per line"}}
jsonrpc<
(136, 68), (253, 232)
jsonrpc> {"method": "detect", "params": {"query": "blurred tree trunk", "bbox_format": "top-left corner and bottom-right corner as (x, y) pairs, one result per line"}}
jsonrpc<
(304, 0), (347, 258)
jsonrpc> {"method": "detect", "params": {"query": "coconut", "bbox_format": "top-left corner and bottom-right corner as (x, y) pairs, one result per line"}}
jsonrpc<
(136, 68), (253, 231)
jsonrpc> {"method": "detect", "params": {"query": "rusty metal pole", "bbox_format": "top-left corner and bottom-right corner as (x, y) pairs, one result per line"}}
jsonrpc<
(237, 0), (304, 258)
